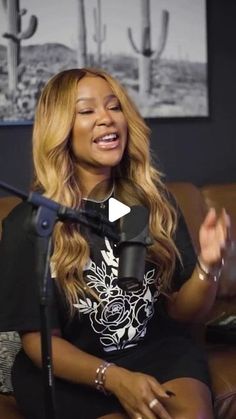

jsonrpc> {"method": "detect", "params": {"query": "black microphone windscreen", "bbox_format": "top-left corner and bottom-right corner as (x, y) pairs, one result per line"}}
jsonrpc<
(119, 206), (149, 242)
(117, 205), (150, 292)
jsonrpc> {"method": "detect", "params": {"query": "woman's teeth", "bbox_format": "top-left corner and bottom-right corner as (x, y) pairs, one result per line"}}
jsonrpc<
(95, 133), (118, 143)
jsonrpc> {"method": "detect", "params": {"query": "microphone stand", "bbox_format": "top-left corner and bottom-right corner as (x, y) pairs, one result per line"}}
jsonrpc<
(0, 181), (118, 419)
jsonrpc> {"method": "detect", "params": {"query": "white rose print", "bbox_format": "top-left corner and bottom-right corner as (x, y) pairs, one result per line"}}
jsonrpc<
(74, 238), (160, 351)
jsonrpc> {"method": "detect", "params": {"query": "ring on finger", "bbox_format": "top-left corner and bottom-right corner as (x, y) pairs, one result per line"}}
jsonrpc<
(149, 398), (159, 409)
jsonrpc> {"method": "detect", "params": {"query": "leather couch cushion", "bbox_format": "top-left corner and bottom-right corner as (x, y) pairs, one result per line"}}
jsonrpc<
(208, 346), (236, 419)
(166, 182), (207, 252)
(0, 394), (24, 419)
(0, 197), (22, 238)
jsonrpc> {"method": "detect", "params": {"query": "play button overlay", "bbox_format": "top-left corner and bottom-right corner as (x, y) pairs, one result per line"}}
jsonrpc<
(83, 177), (149, 240)
(108, 197), (130, 222)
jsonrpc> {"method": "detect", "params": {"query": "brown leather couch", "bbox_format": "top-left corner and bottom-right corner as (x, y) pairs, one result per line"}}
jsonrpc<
(167, 182), (236, 419)
(0, 182), (236, 419)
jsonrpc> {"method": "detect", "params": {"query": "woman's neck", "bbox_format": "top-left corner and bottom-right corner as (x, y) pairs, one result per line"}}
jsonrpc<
(75, 166), (112, 199)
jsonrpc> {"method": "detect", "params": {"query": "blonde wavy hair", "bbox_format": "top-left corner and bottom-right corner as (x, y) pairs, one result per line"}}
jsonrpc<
(32, 68), (179, 313)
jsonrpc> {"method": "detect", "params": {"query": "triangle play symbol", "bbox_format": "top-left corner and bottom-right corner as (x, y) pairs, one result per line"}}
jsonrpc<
(108, 197), (131, 222)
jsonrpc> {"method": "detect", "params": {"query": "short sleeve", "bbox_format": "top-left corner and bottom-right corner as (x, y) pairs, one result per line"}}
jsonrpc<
(170, 195), (197, 291)
(0, 202), (59, 332)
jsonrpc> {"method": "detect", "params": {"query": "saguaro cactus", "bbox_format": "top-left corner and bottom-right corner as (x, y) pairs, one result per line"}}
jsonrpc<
(2, 0), (38, 92)
(93, 0), (106, 67)
(77, 0), (87, 67)
(128, 0), (169, 96)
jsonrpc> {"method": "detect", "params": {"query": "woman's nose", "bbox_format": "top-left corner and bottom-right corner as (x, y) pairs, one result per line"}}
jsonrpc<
(97, 108), (113, 126)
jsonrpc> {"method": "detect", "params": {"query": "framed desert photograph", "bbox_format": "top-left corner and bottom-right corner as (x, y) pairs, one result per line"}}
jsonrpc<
(0, 0), (209, 124)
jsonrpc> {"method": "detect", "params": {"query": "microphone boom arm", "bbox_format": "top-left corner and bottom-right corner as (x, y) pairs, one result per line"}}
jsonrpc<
(0, 180), (118, 419)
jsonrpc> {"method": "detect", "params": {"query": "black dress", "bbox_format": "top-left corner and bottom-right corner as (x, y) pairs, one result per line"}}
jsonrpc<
(0, 199), (211, 419)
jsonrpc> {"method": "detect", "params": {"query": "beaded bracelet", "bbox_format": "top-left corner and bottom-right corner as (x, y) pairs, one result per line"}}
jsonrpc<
(197, 256), (224, 282)
(95, 361), (114, 395)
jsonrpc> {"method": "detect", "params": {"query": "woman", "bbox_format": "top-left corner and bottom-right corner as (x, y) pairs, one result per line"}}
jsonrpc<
(0, 68), (230, 419)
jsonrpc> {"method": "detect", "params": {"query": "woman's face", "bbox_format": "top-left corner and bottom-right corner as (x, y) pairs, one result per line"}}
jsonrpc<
(71, 75), (128, 176)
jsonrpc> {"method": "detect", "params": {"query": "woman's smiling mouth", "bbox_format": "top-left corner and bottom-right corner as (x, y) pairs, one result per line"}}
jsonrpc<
(93, 133), (120, 149)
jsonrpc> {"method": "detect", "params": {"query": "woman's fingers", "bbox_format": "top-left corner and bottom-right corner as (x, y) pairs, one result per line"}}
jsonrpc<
(199, 207), (231, 265)
(145, 379), (173, 418)
(203, 207), (217, 228)
(112, 370), (174, 419)
(146, 396), (172, 419)
(133, 396), (172, 419)
(220, 209), (231, 242)
(212, 209), (231, 253)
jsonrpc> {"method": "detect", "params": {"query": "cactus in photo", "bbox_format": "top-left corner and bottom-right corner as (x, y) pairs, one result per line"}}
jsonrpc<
(2, 0), (38, 92)
(93, 0), (106, 67)
(128, 0), (169, 96)
(77, 0), (87, 67)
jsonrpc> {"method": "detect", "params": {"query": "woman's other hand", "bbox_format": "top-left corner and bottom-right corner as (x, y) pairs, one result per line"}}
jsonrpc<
(105, 365), (172, 419)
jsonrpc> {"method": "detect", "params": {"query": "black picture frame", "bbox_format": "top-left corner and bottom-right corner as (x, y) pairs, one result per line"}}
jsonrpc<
(0, 0), (209, 125)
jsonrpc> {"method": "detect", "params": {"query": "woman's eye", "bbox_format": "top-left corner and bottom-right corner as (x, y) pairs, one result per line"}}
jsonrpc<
(78, 109), (93, 114)
(109, 104), (121, 111)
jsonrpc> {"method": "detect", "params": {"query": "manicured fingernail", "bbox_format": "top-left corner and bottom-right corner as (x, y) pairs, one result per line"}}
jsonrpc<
(165, 390), (175, 397)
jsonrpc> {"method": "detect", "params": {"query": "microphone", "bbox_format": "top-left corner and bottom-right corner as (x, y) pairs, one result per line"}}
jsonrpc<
(115, 205), (152, 292)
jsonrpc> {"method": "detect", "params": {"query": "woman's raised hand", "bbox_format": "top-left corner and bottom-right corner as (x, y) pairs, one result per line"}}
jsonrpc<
(199, 208), (231, 269)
